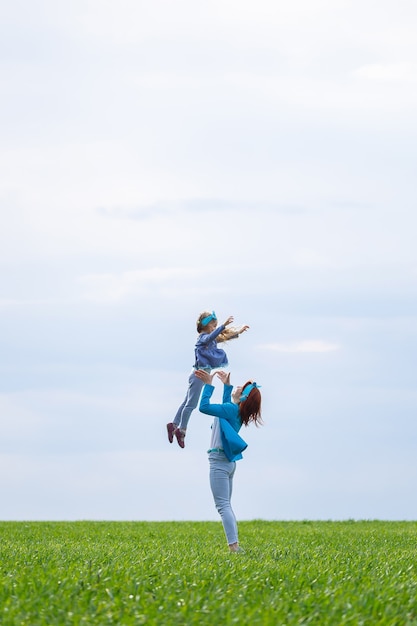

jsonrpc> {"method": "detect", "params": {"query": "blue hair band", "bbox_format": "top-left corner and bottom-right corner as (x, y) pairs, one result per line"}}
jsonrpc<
(201, 311), (217, 327)
(240, 382), (261, 402)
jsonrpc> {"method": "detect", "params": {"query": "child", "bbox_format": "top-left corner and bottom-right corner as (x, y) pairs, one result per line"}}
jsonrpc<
(167, 311), (249, 448)
(196, 369), (262, 552)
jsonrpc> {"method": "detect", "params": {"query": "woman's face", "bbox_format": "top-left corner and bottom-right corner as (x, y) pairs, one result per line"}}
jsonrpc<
(232, 386), (243, 404)
(206, 320), (218, 333)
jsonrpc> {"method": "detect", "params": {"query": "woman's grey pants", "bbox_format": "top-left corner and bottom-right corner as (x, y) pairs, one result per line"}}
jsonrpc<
(209, 451), (238, 545)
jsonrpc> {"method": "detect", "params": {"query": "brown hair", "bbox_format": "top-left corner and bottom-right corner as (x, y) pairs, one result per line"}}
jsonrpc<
(239, 382), (263, 427)
(217, 327), (240, 342)
(196, 311), (212, 333)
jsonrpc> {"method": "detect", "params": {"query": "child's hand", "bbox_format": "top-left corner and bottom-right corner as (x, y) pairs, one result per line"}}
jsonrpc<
(195, 369), (215, 385)
(224, 316), (234, 326)
(238, 325), (249, 334)
(216, 371), (231, 385)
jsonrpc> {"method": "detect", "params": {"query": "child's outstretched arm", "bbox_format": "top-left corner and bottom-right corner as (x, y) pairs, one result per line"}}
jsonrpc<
(217, 324), (250, 342)
(222, 317), (249, 333)
(199, 323), (227, 345)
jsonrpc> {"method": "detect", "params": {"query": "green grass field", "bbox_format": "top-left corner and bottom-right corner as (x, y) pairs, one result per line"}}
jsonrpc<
(0, 520), (416, 625)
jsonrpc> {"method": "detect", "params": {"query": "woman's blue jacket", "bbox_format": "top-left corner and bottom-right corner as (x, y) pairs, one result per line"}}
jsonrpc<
(199, 383), (248, 462)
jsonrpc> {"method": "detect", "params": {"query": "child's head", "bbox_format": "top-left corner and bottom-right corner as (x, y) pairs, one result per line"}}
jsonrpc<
(197, 310), (218, 333)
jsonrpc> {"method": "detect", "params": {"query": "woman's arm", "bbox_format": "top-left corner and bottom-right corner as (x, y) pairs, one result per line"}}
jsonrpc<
(198, 384), (230, 418)
(222, 384), (233, 404)
(196, 370), (236, 420)
(216, 371), (232, 403)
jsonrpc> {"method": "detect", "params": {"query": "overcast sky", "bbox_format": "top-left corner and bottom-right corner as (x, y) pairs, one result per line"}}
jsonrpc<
(1, 0), (416, 522)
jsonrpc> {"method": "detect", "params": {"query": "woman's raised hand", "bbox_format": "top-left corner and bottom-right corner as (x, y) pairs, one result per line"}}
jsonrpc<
(223, 315), (234, 326)
(238, 325), (249, 334)
(195, 369), (215, 385)
(216, 371), (231, 385)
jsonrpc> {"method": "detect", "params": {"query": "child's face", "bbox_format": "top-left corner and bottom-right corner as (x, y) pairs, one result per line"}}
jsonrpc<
(205, 320), (218, 333)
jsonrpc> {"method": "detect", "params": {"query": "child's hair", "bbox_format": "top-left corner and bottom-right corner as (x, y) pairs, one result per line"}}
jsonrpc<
(239, 382), (262, 427)
(196, 310), (240, 342)
(217, 327), (240, 342)
(196, 311), (213, 333)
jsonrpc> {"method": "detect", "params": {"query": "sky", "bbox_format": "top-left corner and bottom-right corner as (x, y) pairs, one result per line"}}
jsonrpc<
(1, 0), (416, 522)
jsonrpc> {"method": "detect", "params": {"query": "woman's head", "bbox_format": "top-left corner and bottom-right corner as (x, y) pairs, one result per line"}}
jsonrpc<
(197, 310), (218, 333)
(235, 381), (262, 427)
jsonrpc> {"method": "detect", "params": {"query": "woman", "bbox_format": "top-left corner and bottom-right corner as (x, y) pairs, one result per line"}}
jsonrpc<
(195, 369), (262, 552)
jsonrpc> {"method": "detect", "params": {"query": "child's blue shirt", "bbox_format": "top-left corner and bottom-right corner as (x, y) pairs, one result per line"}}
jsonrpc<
(199, 383), (248, 462)
(194, 324), (229, 369)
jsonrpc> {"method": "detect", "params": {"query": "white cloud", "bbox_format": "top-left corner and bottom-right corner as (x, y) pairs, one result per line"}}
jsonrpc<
(353, 63), (417, 82)
(258, 340), (341, 353)
(78, 267), (203, 302)
(0, 394), (44, 437)
(74, 0), (343, 46)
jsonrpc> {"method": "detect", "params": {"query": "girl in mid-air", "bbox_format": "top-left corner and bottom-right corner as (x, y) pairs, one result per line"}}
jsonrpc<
(195, 369), (262, 552)
(167, 311), (249, 448)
